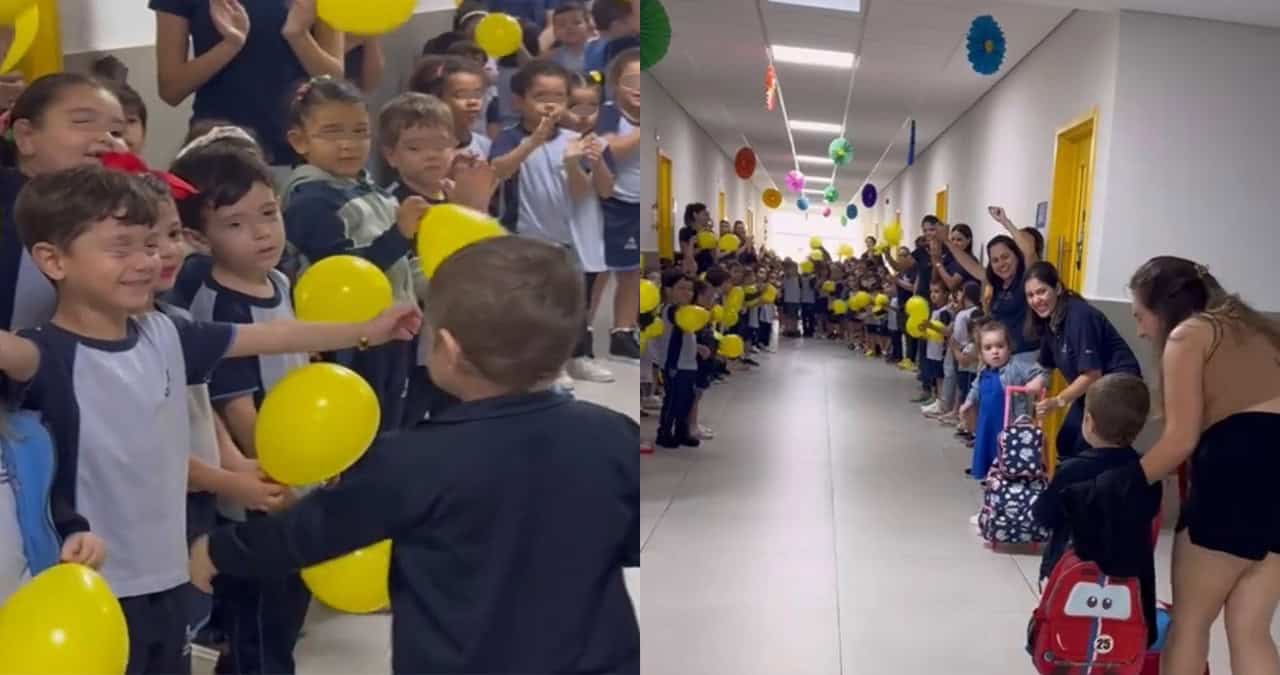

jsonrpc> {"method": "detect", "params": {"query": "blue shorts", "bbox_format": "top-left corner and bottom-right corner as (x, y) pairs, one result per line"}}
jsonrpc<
(601, 197), (640, 270)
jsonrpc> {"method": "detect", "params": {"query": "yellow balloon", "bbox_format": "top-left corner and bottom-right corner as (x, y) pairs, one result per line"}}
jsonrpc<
(926, 328), (946, 343)
(906, 315), (926, 338)
(256, 364), (380, 486)
(850, 291), (871, 311)
(639, 279), (660, 314)
(294, 255), (393, 324)
(821, 280), (835, 294)
(0, 564), (129, 675)
(874, 293), (889, 308)
(725, 286), (745, 310)
(883, 220), (903, 247)
(695, 231), (717, 250)
(761, 284), (778, 303)
(809, 236), (823, 250)
(710, 305), (724, 324)
(643, 317), (665, 339)
(800, 260), (814, 274)
(317, 0), (415, 35)
(837, 243), (854, 259)
(0, 0), (34, 25)
(1, 3), (37, 73)
(718, 233), (741, 254)
(929, 319), (946, 333)
(674, 305), (710, 332)
(416, 204), (507, 279)
(475, 13), (523, 58)
(808, 249), (824, 262)
(302, 540), (392, 613)
(905, 295), (930, 320)
(831, 299), (848, 315)
(723, 311), (739, 329)
(717, 334), (744, 359)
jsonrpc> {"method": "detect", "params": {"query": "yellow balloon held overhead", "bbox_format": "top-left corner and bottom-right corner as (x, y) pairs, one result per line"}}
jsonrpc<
(294, 255), (393, 324)
(850, 291), (871, 311)
(831, 299), (849, 315)
(1, 2), (37, 73)
(0, 0), (34, 24)
(0, 563), (129, 675)
(317, 0), (415, 35)
(808, 249), (824, 262)
(674, 305), (710, 332)
(302, 540), (392, 614)
(416, 204), (507, 279)
(475, 12), (523, 57)
(695, 230), (717, 250)
(800, 260), (814, 274)
(837, 243), (854, 259)
(717, 334), (745, 359)
(718, 233), (741, 254)
(256, 364), (380, 486)
(639, 279), (660, 313)
(809, 236), (823, 249)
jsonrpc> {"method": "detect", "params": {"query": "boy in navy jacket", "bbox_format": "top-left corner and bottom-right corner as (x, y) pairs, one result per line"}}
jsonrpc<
(190, 237), (640, 675)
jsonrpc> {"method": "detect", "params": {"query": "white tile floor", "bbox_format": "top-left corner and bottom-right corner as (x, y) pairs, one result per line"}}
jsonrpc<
(281, 305), (641, 675)
(640, 337), (1279, 675)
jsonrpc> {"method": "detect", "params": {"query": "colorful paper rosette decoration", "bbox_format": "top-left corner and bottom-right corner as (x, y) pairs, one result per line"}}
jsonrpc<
(822, 185), (839, 204)
(966, 14), (1006, 76)
(861, 183), (877, 208)
(764, 65), (777, 111)
(827, 137), (852, 166)
(640, 0), (671, 70)
(761, 188), (782, 209)
(734, 147), (756, 179)
(785, 169), (805, 193)
(796, 197), (810, 211)
(840, 215), (848, 226)
(845, 203), (858, 220)
(822, 207), (831, 218)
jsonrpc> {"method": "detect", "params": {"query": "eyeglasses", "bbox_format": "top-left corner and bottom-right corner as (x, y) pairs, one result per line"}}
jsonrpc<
(311, 128), (372, 143)
(569, 103), (599, 116)
(617, 74), (640, 89)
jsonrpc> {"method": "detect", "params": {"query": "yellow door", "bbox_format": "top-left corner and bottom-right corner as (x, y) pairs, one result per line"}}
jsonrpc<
(717, 191), (726, 224)
(935, 186), (948, 223)
(1042, 108), (1098, 472)
(656, 153), (673, 260)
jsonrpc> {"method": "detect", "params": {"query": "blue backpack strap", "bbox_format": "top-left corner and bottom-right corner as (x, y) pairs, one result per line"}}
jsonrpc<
(1, 410), (61, 576)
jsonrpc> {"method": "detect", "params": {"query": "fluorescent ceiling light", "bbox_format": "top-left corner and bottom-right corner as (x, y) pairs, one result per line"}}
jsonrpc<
(789, 120), (844, 134)
(802, 189), (827, 195)
(796, 155), (834, 165)
(771, 45), (856, 69)
(769, 0), (860, 12)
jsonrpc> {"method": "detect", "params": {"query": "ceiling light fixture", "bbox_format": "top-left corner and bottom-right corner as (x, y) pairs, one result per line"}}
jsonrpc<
(770, 45), (856, 69)
(789, 120), (844, 134)
(796, 155), (835, 166)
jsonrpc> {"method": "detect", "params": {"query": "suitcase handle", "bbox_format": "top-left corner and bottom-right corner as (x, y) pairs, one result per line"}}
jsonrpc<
(1003, 385), (1045, 429)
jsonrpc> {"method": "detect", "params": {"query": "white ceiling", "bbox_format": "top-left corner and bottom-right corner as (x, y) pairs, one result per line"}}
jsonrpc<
(649, 0), (1280, 206)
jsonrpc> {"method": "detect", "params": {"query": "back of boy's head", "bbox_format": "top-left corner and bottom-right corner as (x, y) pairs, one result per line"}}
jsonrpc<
(16, 165), (157, 252)
(692, 279), (711, 300)
(592, 0), (633, 32)
(287, 76), (364, 129)
(378, 93), (454, 149)
(705, 267), (729, 287)
(1085, 374), (1150, 447)
(426, 237), (582, 392)
(179, 120), (263, 158)
(511, 59), (572, 98)
(169, 146), (274, 233)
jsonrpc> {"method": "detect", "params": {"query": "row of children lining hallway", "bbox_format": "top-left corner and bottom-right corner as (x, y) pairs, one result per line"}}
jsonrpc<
(0, 1), (641, 674)
(641, 202), (1280, 673)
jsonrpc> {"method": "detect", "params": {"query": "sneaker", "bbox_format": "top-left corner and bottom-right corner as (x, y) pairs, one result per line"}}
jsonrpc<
(567, 356), (615, 383)
(921, 400), (943, 416)
(938, 412), (960, 425)
(655, 436), (679, 449)
(641, 395), (662, 411)
(554, 369), (575, 391)
(678, 436), (701, 448)
(697, 425), (715, 440)
(742, 357), (761, 367)
(608, 329), (641, 362)
(969, 513), (980, 526)
(897, 358), (914, 370)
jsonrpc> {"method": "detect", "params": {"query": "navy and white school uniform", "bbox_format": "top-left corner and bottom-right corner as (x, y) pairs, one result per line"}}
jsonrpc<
(0, 169), (54, 332)
(184, 269), (314, 675)
(653, 304), (698, 444)
(283, 164), (415, 432)
(597, 102), (640, 271)
(2, 312), (234, 673)
(781, 274), (802, 319)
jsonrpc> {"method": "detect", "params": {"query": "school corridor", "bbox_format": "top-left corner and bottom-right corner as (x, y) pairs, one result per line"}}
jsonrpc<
(638, 340), (1266, 675)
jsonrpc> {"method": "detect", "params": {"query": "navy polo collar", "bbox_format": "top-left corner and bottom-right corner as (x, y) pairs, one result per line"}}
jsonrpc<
(428, 389), (573, 424)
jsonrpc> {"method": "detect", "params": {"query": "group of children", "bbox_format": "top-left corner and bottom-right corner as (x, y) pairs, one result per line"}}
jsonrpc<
(0, 4), (643, 674)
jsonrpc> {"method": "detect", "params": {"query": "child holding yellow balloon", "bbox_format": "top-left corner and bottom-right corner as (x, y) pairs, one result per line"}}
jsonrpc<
(652, 269), (701, 448)
(189, 236), (640, 675)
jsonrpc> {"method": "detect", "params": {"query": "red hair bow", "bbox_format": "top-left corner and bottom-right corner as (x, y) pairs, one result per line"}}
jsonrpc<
(99, 152), (199, 201)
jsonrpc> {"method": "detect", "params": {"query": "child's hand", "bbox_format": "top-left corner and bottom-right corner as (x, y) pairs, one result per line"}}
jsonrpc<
(225, 470), (288, 512)
(281, 0), (316, 39)
(563, 136), (585, 164)
(189, 536), (217, 594)
(396, 196), (430, 239)
(1025, 376), (1045, 398)
(363, 304), (423, 345)
(447, 155), (498, 211)
(696, 345), (711, 359)
(530, 114), (557, 145)
(60, 532), (107, 568)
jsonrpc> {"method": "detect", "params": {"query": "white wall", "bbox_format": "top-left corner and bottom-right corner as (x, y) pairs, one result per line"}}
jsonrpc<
(873, 10), (1120, 296)
(641, 73), (761, 254)
(1095, 12), (1280, 307)
(58, 0), (457, 53)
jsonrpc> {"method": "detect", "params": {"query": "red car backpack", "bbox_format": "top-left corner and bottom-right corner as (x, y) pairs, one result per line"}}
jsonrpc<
(1028, 550), (1148, 674)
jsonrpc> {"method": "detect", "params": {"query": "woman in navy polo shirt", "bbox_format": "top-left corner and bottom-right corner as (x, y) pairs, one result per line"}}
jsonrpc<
(152, 0), (344, 174)
(1023, 261), (1141, 459)
(931, 222), (979, 290)
(939, 206), (1041, 363)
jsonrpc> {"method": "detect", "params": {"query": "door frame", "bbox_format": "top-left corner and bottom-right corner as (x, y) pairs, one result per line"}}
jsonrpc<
(656, 151), (674, 260)
(935, 185), (949, 223)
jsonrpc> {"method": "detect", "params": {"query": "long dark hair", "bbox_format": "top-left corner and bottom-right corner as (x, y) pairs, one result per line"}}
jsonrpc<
(985, 234), (1026, 290)
(1024, 261), (1080, 339)
(683, 203), (707, 227)
(1129, 256), (1280, 363)
(950, 223), (974, 258)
